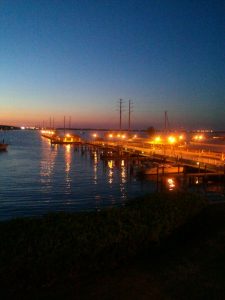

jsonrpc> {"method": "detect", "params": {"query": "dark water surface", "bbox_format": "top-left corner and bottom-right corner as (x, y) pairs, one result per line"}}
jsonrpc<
(0, 130), (155, 220)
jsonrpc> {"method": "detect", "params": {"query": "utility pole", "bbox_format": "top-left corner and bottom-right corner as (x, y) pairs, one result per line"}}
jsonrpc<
(64, 116), (66, 133)
(128, 99), (133, 131)
(164, 111), (169, 132)
(165, 111), (167, 131)
(119, 99), (123, 130)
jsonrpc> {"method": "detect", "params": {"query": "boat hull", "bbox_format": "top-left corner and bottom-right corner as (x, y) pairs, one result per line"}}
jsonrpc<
(144, 166), (183, 175)
(0, 143), (8, 151)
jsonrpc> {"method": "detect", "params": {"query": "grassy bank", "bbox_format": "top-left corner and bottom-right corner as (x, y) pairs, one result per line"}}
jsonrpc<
(0, 192), (206, 298)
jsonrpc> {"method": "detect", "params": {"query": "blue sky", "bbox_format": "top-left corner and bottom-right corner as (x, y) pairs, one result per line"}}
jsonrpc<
(0, 0), (224, 129)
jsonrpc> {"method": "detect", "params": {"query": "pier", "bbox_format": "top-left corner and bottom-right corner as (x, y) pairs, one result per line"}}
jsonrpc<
(41, 130), (83, 144)
(87, 140), (224, 173)
(41, 130), (225, 177)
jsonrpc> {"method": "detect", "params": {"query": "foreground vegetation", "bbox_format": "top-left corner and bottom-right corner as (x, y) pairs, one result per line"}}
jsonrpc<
(0, 192), (207, 298)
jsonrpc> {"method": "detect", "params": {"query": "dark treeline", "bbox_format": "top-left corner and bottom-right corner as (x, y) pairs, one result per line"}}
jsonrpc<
(0, 125), (20, 130)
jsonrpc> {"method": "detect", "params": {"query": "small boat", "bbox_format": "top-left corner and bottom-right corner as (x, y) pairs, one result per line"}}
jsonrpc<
(0, 143), (8, 151)
(144, 164), (183, 175)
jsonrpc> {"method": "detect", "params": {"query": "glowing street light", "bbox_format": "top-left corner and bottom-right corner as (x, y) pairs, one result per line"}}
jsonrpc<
(155, 136), (161, 143)
(179, 135), (183, 140)
(168, 136), (176, 144)
(193, 134), (204, 141)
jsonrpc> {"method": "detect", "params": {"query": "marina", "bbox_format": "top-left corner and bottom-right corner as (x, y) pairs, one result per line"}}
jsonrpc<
(42, 130), (225, 186)
(41, 129), (225, 180)
(0, 129), (225, 220)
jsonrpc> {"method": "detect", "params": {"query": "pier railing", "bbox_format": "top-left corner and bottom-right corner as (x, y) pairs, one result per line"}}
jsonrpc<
(89, 140), (225, 173)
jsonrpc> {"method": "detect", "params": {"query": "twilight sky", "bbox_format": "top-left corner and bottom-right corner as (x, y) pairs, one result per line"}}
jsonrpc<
(0, 0), (224, 130)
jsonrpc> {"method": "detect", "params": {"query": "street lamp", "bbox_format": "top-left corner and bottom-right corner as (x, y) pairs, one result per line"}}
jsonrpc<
(197, 161), (200, 173)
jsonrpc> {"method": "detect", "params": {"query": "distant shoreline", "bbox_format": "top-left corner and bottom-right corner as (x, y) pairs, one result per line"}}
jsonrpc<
(2, 125), (225, 134)
(0, 125), (21, 130)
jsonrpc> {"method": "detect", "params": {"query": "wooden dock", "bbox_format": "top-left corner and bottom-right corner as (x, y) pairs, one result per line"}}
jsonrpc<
(41, 131), (225, 176)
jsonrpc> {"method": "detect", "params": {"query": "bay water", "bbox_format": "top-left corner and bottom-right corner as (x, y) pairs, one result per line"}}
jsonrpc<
(0, 130), (154, 220)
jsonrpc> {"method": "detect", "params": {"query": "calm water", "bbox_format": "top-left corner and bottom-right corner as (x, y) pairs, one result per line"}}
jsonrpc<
(0, 130), (155, 220)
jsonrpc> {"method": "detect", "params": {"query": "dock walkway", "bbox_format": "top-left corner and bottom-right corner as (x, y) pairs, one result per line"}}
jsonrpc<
(41, 131), (225, 175)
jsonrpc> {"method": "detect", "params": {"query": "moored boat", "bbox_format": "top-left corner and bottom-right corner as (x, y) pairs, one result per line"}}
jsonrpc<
(0, 143), (8, 151)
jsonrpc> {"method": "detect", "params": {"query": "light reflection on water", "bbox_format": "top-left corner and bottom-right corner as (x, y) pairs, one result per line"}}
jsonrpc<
(40, 139), (57, 195)
(65, 145), (72, 195)
(93, 151), (98, 184)
(107, 160), (114, 185)
(1, 130), (224, 220)
(0, 131), (155, 220)
(167, 178), (176, 191)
